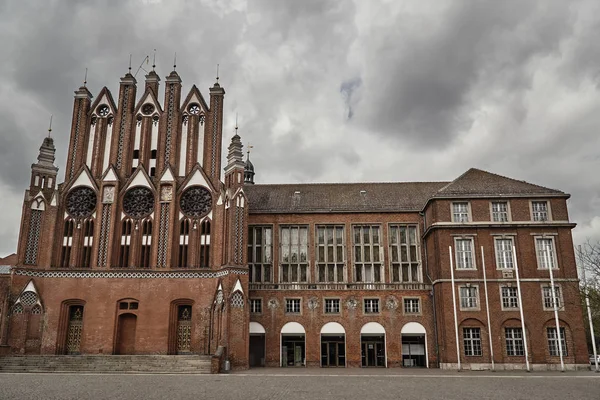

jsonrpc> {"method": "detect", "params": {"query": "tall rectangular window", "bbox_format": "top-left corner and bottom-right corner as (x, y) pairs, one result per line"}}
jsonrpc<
(542, 286), (562, 310)
(353, 225), (382, 283)
(80, 219), (94, 268)
(389, 225), (420, 282)
(494, 238), (514, 269)
(463, 328), (482, 356)
(452, 202), (470, 222)
(280, 226), (308, 283)
(501, 286), (519, 310)
(491, 201), (509, 222)
(140, 219), (152, 268)
(316, 225), (345, 283)
(250, 299), (262, 314)
(248, 226), (273, 283)
(455, 238), (475, 269)
(535, 237), (557, 269)
(505, 328), (525, 356)
(119, 219), (132, 268)
(532, 201), (549, 221)
(60, 219), (75, 268)
(459, 286), (479, 309)
(547, 327), (567, 356)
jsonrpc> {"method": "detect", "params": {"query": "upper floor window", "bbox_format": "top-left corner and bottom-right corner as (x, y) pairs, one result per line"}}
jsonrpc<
(491, 201), (509, 222)
(280, 226), (308, 283)
(494, 238), (514, 269)
(353, 225), (382, 283)
(542, 285), (563, 310)
(455, 238), (475, 269)
(250, 299), (262, 314)
(316, 225), (345, 283)
(363, 298), (380, 314)
(452, 202), (470, 223)
(389, 225), (421, 282)
(531, 201), (549, 221)
(403, 298), (421, 314)
(500, 286), (519, 310)
(459, 286), (479, 310)
(324, 299), (340, 314)
(535, 237), (557, 269)
(285, 298), (301, 314)
(248, 226), (273, 283)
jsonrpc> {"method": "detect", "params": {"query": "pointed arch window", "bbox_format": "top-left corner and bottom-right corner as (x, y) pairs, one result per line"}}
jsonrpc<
(60, 219), (75, 268)
(140, 218), (153, 268)
(179, 219), (190, 268)
(199, 219), (210, 268)
(81, 219), (94, 268)
(119, 219), (133, 268)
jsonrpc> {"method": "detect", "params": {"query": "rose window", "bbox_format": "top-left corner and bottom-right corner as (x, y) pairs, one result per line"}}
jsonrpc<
(142, 103), (155, 115)
(188, 103), (201, 115)
(180, 186), (212, 218)
(123, 187), (155, 219)
(66, 186), (97, 219)
(98, 105), (110, 117)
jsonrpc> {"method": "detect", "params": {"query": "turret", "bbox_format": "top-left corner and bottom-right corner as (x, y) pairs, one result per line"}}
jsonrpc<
(224, 128), (245, 190)
(244, 151), (255, 185)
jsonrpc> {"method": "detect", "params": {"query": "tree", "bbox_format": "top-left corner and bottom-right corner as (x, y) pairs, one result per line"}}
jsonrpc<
(576, 241), (600, 352)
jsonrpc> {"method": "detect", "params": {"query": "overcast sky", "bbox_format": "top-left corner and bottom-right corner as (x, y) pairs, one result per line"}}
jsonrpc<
(0, 0), (599, 256)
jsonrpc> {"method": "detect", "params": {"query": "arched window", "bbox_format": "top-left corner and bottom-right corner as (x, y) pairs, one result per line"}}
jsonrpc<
(119, 219), (133, 268)
(199, 219), (210, 268)
(81, 219), (94, 268)
(179, 219), (190, 268)
(60, 219), (75, 268)
(140, 219), (152, 268)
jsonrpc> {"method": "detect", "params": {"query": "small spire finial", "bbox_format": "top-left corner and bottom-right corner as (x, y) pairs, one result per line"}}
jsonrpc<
(84, 68), (88, 87)
(128, 54), (132, 73)
(216, 64), (219, 82)
(247, 143), (254, 158)
(235, 112), (238, 133)
(48, 114), (53, 137)
(173, 52), (177, 70)
(152, 49), (156, 71)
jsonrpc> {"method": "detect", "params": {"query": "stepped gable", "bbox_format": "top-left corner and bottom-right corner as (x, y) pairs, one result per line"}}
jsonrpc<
(434, 168), (566, 197)
(245, 181), (448, 213)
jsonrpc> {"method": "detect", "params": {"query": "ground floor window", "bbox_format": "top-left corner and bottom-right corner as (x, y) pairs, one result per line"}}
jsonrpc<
(463, 327), (482, 356)
(505, 327), (525, 356)
(282, 335), (305, 367)
(321, 335), (345, 367)
(402, 335), (426, 367)
(361, 335), (385, 367)
(547, 327), (567, 356)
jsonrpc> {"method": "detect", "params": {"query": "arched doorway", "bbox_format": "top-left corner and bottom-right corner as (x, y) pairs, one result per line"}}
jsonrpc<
(320, 322), (346, 367)
(116, 313), (137, 355)
(176, 305), (192, 354)
(360, 322), (386, 367)
(249, 322), (266, 367)
(66, 305), (84, 355)
(281, 322), (305, 367)
(401, 322), (428, 367)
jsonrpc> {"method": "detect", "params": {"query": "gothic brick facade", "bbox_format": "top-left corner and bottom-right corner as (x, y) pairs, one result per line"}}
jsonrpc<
(0, 69), (589, 371)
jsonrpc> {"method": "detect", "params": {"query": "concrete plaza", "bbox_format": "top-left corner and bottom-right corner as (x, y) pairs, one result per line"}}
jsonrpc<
(1, 369), (599, 400)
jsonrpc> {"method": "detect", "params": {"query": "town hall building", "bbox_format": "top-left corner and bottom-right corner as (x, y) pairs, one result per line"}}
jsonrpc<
(0, 67), (590, 371)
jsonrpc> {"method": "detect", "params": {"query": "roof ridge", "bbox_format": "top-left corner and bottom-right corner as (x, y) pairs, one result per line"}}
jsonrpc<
(248, 181), (450, 187)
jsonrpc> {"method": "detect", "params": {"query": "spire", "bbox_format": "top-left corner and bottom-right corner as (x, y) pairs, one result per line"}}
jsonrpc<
(225, 128), (245, 174)
(47, 114), (52, 137)
(244, 144), (255, 185)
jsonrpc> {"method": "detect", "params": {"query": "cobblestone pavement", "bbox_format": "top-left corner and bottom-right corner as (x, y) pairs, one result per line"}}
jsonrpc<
(1, 370), (599, 400)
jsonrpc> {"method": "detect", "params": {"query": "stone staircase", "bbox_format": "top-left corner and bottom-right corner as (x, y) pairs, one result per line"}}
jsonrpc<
(0, 355), (213, 374)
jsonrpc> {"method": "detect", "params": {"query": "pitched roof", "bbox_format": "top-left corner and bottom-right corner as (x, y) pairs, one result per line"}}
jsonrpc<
(0, 266), (11, 275)
(435, 168), (564, 197)
(245, 182), (449, 213)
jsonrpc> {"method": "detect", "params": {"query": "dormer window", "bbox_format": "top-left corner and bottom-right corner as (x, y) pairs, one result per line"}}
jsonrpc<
(452, 202), (470, 223)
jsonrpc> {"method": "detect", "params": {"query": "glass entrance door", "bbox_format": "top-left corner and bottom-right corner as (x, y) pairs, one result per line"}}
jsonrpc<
(361, 336), (385, 367)
(321, 336), (345, 367)
(281, 335), (305, 367)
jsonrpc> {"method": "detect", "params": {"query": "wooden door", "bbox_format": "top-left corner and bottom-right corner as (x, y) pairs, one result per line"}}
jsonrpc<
(116, 313), (137, 355)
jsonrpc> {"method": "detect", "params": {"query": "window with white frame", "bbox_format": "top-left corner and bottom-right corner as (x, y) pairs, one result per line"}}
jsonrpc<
(316, 225), (345, 283)
(505, 327), (525, 356)
(455, 238), (475, 269)
(248, 226), (273, 283)
(494, 238), (514, 269)
(547, 327), (567, 356)
(532, 201), (549, 221)
(459, 286), (479, 309)
(250, 299), (262, 314)
(535, 237), (557, 269)
(353, 225), (382, 283)
(285, 298), (301, 314)
(453, 202), (470, 223)
(463, 328), (482, 356)
(491, 201), (509, 222)
(324, 299), (340, 314)
(280, 226), (308, 283)
(403, 298), (420, 314)
(501, 286), (519, 310)
(542, 285), (563, 310)
(389, 225), (421, 282)
(363, 298), (380, 314)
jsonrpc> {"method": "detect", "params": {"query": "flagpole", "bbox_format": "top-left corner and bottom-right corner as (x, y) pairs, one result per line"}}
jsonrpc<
(449, 245), (461, 371)
(512, 244), (530, 372)
(545, 242), (565, 372)
(481, 246), (495, 371)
